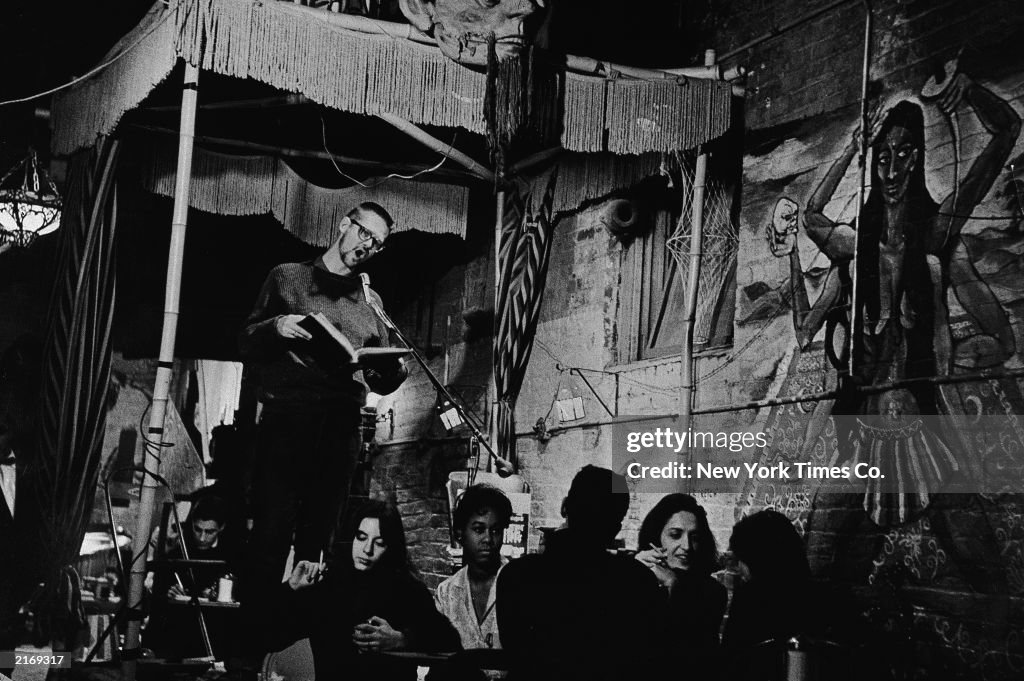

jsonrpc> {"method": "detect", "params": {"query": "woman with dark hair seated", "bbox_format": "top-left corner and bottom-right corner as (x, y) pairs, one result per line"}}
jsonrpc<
(270, 499), (460, 681)
(634, 494), (727, 674)
(722, 509), (812, 680)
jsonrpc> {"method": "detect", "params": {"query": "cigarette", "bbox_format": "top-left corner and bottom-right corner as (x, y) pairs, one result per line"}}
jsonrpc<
(646, 543), (667, 564)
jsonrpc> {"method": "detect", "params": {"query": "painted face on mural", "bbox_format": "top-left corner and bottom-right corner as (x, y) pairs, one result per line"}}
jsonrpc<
(399, 0), (545, 65)
(772, 198), (799, 236)
(766, 197), (799, 257)
(875, 125), (920, 206)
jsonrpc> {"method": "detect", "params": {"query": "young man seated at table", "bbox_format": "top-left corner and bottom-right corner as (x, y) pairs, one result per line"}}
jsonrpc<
(434, 485), (513, 679)
(145, 495), (238, 660)
(496, 466), (668, 681)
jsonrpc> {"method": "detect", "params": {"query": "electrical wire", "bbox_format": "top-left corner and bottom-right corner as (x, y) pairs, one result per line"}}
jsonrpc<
(0, 3), (176, 107)
(934, 213), (1017, 221)
(319, 111), (456, 188)
(533, 338), (678, 398)
(532, 266), (851, 393)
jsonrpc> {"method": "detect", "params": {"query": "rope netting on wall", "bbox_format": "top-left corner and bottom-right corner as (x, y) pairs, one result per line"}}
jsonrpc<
(666, 151), (738, 345)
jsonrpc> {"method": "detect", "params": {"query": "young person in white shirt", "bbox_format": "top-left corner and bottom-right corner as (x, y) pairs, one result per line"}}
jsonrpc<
(434, 485), (513, 679)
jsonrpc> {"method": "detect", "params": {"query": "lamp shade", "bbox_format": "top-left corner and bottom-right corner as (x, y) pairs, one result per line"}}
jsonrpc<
(0, 151), (62, 248)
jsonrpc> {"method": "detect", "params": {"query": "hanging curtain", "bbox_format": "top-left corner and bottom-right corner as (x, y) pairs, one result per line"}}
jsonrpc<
(29, 137), (121, 646)
(493, 169), (559, 469)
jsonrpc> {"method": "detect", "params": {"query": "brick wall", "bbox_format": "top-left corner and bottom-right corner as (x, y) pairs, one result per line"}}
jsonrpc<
(41, 3), (1017, 677)
(712, 1), (1024, 678)
(368, 439), (472, 589)
(364, 3), (1024, 678)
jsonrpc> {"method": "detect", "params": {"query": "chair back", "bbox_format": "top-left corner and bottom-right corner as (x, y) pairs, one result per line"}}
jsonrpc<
(263, 638), (315, 681)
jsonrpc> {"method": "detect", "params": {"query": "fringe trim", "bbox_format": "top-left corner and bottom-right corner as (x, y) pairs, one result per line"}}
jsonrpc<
(605, 78), (733, 155)
(52, 4), (179, 155)
(54, 0), (732, 156)
(133, 141), (469, 245)
(551, 153), (663, 215)
(176, 0), (488, 133)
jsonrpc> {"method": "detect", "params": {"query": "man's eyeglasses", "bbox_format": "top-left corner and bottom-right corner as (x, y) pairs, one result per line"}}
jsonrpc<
(351, 218), (386, 253)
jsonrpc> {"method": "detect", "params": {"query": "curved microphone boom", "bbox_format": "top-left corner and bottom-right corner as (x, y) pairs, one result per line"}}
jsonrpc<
(359, 273), (515, 476)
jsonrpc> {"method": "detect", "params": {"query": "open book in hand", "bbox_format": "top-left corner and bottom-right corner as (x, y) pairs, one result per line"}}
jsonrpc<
(297, 313), (410, 368)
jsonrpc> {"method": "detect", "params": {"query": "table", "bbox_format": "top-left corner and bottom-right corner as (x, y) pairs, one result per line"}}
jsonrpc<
(381, 649), (510, 671)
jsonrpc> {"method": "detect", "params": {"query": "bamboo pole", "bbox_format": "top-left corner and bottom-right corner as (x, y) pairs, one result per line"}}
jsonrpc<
(122, 62), (200, 681)
(510, 363), (1024, 437)
(282, 2), (746, 90)
(678, 49), (716, 461)
(142, 93), (308, 113)
(662, 64), (747, 81)
(375, 113), (496, 182)
(510, 146), (563, 175)
(565, 55), (746, 96)
(849, 1), (873, 377)
(719, 0), (857, 61)
(491, 188), (505, 471)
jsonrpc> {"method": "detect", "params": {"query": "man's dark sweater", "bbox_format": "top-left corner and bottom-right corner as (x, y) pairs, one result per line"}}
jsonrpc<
(237, 256), (407, 662)
(239, 258), (398, 410)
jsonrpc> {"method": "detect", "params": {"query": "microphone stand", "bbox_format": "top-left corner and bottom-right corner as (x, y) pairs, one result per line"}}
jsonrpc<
(360, 274), (514, 476)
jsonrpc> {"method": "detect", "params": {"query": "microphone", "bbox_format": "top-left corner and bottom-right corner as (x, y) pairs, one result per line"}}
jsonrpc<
(357, 274), (516, 476)
(359, 272), (373, 305)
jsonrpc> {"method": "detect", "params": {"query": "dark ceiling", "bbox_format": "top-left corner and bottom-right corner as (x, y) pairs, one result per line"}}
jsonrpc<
(0, 0), (155, 177)
(0, 0), (716, 181)
(0, 0), (717, 359)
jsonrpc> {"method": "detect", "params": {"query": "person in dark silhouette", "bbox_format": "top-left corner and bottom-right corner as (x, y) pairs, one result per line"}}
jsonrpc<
(722, 510), (813, 681)
(497, 466), (666, 681)
(0, 336), (42, 678)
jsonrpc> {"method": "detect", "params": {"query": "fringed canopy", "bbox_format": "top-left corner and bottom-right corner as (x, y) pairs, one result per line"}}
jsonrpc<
(127, 141), (469, 244)
(551, 153), (664, 215)
(52, 0), (733, 157)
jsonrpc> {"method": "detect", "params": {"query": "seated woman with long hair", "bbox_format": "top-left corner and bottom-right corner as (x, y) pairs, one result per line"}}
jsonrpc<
(270, 499), (460, 681)
(633, 494), (727, 672)
(722, 509), (812, 680)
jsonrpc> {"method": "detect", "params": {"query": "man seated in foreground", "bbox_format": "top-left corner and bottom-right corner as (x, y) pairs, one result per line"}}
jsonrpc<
(146, 495), (238, 660)
(496, 465), (667, 681)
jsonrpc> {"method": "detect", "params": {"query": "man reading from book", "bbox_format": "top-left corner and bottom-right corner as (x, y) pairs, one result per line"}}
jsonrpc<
(238, 202), (408, 623)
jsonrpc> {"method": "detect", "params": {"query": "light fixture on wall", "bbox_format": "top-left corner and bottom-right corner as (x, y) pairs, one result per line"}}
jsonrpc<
(0, 150), (62, 248)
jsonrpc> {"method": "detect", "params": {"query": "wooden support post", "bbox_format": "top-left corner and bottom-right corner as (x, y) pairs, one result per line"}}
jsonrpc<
(678, 49), (716, 462)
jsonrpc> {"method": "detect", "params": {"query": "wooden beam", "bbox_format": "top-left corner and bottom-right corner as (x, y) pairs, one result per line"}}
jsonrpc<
(510, 146), (563, 175)
(285, 2), (746, 91)
(128, 123), (482, 183)
(375, 113), (495, 183)
(142, 94), (309, 113)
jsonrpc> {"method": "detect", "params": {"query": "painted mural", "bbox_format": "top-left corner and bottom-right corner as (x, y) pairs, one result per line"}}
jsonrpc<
(736, 54), (1024, 680)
